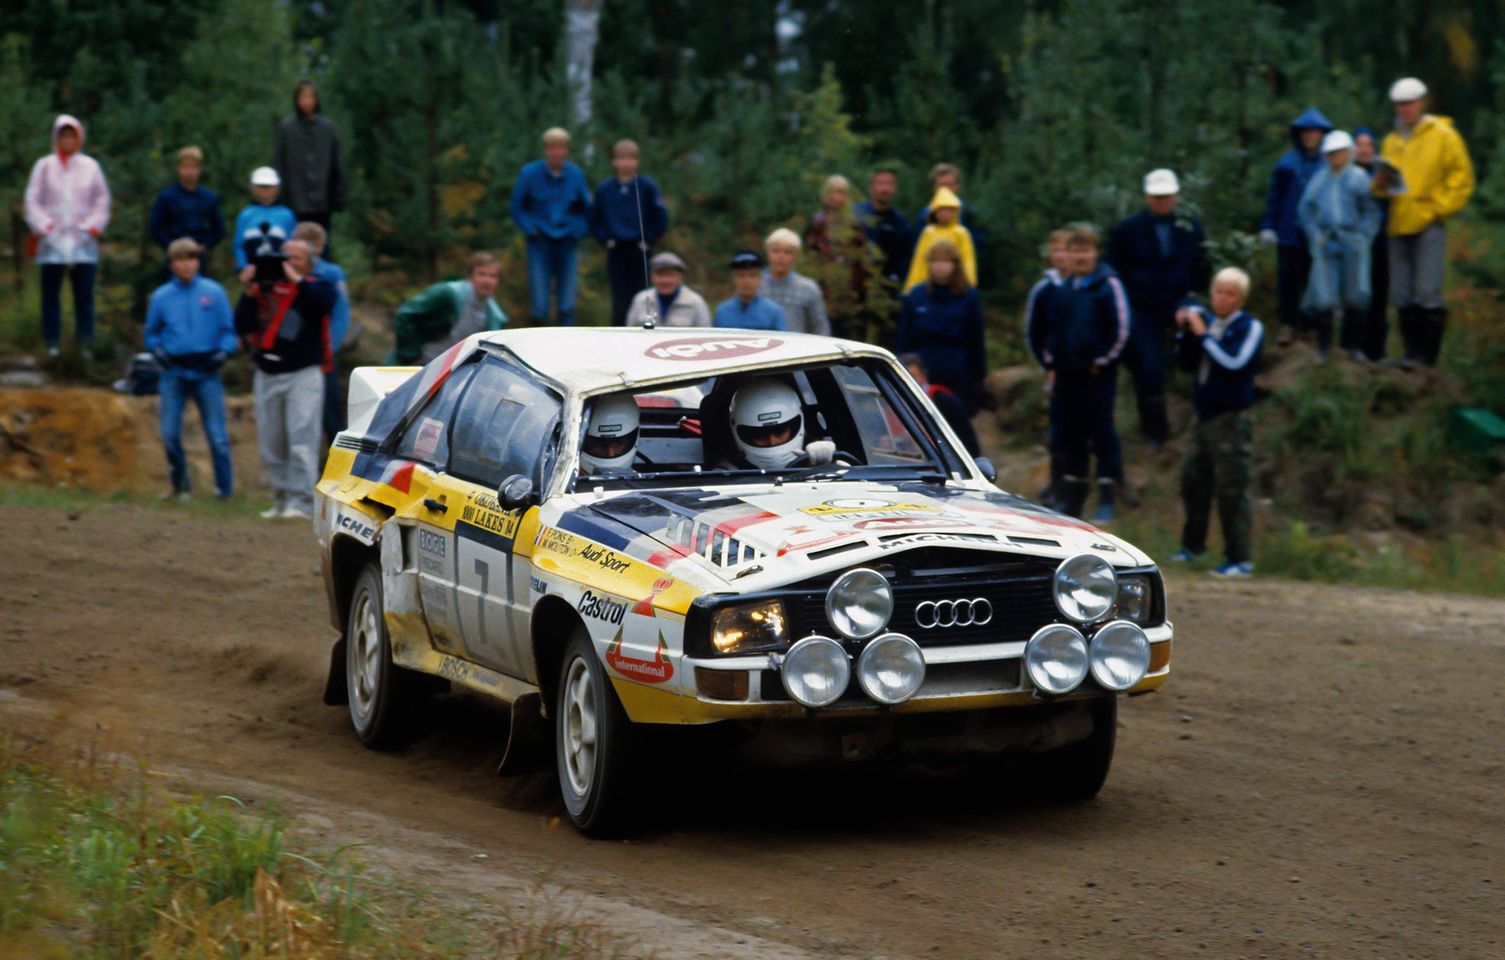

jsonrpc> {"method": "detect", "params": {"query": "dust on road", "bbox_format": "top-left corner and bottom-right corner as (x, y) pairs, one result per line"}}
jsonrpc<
(0, 502), (1500, 958)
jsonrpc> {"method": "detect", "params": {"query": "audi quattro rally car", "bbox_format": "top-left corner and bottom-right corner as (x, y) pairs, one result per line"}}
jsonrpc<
(314, 327), (1172, 834)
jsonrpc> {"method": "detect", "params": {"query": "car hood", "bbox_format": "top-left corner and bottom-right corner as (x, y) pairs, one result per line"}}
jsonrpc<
(564, 480), (1152, 592)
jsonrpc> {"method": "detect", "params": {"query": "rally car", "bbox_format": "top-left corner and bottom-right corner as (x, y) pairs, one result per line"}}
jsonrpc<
(314, 328), (1171, 834)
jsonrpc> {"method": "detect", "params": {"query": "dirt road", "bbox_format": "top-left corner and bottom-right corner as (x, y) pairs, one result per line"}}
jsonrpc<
(1, 501), (1500, 958)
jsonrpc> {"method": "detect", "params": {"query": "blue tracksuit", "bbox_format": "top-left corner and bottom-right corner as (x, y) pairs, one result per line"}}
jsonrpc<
(896, 282), (987, 414)
(145, 275), (237, 496)
(591, 175), (670, 325)
(233, 203), (297, 270)
(510, 159), (592, 325)
(1175, 307), (1264, 420)
(149, 182), (225, 252)
(714, 295), (788, 331)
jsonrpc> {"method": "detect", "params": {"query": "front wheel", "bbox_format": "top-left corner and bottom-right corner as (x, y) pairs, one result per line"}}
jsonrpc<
(555, 627), (638, 836)
(1027, 696), (1117, 803)
(345, 563), (413, 748)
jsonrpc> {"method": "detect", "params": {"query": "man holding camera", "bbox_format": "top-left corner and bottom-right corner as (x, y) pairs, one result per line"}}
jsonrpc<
(234, 238), (336, 520)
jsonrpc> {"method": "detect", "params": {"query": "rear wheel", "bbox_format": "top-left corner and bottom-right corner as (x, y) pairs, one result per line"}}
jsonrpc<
(555, 627), (638, 836)
(345, 563), (412, 748)
(1028, 696), (1117, 803)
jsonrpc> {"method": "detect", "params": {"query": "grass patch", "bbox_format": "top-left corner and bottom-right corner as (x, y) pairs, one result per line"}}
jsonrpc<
(0, 735), (642, 958)
(0, 480), (267, 521)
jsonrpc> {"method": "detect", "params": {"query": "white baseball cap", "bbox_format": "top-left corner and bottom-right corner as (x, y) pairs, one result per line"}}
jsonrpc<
(1389, 77), (1427, 102)
(250, 166), (281, 187)
(1143, 168), (1180, 196)
(1321, 130), (1355, 154)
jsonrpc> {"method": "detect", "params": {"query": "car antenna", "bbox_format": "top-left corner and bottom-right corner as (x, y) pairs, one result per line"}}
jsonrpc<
(633, 165), (656, 328)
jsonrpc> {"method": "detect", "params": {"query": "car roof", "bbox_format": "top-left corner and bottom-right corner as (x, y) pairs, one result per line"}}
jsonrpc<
(475, 327), (896, 394)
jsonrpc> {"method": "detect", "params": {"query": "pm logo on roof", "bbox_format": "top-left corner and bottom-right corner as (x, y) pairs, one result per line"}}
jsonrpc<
(644, 336), (785, 361)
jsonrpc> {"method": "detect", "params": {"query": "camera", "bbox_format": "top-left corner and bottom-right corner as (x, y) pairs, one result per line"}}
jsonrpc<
(253, 252), (288, 286)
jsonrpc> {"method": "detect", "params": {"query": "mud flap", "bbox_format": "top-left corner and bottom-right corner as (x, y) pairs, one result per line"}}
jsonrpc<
(323, 639), (349, 705)
(497, 692), (551, 776)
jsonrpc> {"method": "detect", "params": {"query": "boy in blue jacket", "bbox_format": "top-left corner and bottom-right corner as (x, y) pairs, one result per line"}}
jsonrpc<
(234, 166), (297, 278)
(591, 139), (669, 326)
(1171, 267), (1264, 577)
(1027, 225), (1130, 521)
(145, 238), (238, 500)
(509, 127), (592, 325)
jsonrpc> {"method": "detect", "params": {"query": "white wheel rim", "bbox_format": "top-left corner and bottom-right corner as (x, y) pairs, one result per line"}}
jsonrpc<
(350, 588), (382, 724)
(562, 657), (598, 798)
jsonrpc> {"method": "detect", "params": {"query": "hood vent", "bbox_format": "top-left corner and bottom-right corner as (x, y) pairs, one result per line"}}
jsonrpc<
(663, 515), (765, 569)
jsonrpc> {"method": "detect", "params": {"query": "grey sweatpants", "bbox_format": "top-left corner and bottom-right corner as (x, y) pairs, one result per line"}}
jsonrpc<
(1388, 222), (1446, 310)
(253, 365), (325, 513)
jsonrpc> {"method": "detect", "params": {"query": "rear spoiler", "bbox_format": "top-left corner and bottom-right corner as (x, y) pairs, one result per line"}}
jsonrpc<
(346, 366), (419, 436)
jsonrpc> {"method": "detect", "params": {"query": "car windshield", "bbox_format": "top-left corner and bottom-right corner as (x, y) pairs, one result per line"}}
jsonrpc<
(570, 359), (962, 489)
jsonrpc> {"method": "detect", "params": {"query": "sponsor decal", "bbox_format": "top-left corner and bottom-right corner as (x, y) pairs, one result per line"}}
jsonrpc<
(460, 491), (522, 541)
(537, 527), (576, 555)
(529, 575), (549, 595)
(436, 654), (501, 690)
(606, 635), (674, 684)
(643, 336), (784, 361)
(580, 543), (631, 572)
(877, 532), (998, 550)
(851, 515), (968, 531)
(412, 417), (444, 461)
(336, 512), (376, 540)
(633, 577), (677, 616)
(800, 498), (942, 522)
(417, 529), (446, 558)
(578, 589), (628, 625)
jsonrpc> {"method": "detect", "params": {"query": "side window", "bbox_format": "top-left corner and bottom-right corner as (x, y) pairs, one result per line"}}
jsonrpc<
(449, 359), (562, 489)
(832, 365), (927, 463)
(393, 364), (476, 467)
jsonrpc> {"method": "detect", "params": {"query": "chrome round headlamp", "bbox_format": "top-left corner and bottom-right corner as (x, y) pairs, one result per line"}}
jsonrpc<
(855, 633), (926, 705)
(1088, 620), (1151, 691)
(1024, 623), (1090, 695)
(825, 568), (893, 641)
(1053, 554), (1118, 623)
(780, 635), (850, 708)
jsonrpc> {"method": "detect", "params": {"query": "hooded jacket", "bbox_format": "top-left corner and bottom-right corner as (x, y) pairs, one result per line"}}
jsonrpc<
(1175, 306), (1263, 420)
(1376, 114), (1475, 236)
(1027, 263), (1131, 374)
(904, 188), (977, 292)
(24, 115), (112, 265)
(272, 84), (347, 214)
(1259, 107), (1333, 247)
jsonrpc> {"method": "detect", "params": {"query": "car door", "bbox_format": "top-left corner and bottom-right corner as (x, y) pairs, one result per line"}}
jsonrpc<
(443, 357), (563, 678)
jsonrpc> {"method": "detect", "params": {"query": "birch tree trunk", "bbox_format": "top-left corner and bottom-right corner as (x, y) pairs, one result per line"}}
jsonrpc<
(565, 0), (601, 127)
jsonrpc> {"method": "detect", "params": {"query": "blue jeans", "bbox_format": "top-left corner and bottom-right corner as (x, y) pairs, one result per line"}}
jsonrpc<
(159, 365), (233, 497)
(525, 236), (579, 325)
(40, 263), (97, 347)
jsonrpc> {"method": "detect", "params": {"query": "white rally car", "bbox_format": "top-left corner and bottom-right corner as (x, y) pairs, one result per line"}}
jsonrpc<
(314, 328), (1171, 834)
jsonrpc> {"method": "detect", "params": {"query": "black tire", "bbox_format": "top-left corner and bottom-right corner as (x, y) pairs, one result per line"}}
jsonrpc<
(554, 627), (639, 836)
(1029, 696), (1117, 804)
(344, 563), (412, 749)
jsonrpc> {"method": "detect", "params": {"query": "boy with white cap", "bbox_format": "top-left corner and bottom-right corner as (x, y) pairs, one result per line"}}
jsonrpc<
(234, 166), (297, 281)
(1298, 131), (1381, 360)
(1371, 77), (1475, 367)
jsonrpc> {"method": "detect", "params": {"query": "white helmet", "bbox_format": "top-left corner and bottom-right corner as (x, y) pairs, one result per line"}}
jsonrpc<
(730, 378), (805, 470)
(581, 394), (640, 475)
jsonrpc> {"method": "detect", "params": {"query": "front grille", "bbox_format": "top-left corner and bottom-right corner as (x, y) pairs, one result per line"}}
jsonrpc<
(792, 573), (1059, 648)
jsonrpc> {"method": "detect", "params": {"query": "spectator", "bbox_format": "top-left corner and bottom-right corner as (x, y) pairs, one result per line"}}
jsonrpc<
(233, 167), (296, 277)
(145, 238), (237, 501)
(714, 251), (788, 330)
(904, 187), (976, 292)
(804, 174), (868, 338)
(1106, 168), (1210, 447)
(1025, 227), (1075, 503)
(291, 221), (351, 438)
(912, 163), (989, 281)
(1026, 225), (1130, 522)
(855, 167), (911, 285)
(1259, 107), (1332, 346)
(148, 146), (225, 273)
(625, 252), (710, 327)
(273, 80), (347, 256)
(590, 138), (669, 326)
(234, 238), (336, 520)
(392, 252), (507, 364)
(1352, 127), (1391, 361)
(24, 114), (111, 358)
(900, 352), (980, 456)
(1298, 131), (1382, 361)
(896, 239), (985, 415)
(760, 228), (830, 336)
(1372, 77), (1475, 368)
(509, 127), (592, 326)
(1171, 267), (1264, 578)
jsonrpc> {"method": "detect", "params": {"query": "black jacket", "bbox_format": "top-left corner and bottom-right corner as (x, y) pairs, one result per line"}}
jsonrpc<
(1028, 265), (1132, 374)
(235, 276), (336, 375)
(273, 113), (347, 214)
(1106, 209), (1210, 321)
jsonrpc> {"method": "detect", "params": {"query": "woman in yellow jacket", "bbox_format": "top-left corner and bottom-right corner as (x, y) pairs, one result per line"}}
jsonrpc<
(904, 187), (977, 292)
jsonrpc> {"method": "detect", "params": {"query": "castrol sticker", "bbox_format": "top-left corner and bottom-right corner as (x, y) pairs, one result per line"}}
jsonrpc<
(644, 336), (784, 361)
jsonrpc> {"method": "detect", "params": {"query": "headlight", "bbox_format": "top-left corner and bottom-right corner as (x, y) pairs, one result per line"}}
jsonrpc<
(711, 600), (787, 654)
(825, 568), (893, 640)
(1114, 574), (1153, 623)
(1024, 624), (1089, 695)
(780, 636), (850, 708)
(1053, 554), (1117, 623)
(856, 633), (926, 705)
(1089, 620), (1151, 691)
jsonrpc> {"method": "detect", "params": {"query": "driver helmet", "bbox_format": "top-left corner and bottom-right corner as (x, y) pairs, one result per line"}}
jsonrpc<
(581, 394), (640, 474)
(730, 378), (805, 470)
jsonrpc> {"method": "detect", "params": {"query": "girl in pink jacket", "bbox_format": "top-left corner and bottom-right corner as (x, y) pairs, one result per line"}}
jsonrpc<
(24, 114), (111, 354)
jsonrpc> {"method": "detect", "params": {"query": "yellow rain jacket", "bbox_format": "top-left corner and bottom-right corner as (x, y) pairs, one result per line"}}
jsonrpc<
(905, 187), (978, 292)
(1376, 114), (1475, 237)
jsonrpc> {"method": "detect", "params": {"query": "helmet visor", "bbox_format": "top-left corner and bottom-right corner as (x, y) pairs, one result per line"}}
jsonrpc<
(736, 415), (801, 449)
(582, 427), (639, 461)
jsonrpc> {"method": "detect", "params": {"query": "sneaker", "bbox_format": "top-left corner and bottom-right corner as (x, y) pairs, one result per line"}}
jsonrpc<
(159, 490), (191, 503)
(279, 504), (313, 520)
(1210, 561), (1254, 578)
(1168, 548), (1199, 563)
(259, 504), (285, 519)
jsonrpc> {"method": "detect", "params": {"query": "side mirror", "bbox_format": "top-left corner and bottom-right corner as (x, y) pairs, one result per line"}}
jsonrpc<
(498, 474), (537, 510)
(974, 457), (998, 483)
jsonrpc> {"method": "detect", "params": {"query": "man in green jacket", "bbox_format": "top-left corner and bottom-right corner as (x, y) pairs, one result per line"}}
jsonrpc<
(393, 252), (506, 364)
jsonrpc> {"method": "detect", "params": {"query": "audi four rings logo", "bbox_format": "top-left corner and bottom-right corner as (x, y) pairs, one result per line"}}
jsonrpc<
(913, 598), (993, 629)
